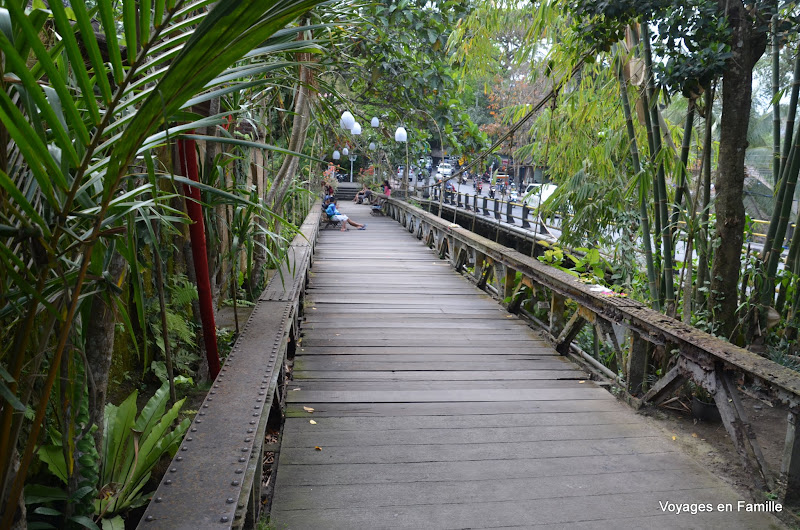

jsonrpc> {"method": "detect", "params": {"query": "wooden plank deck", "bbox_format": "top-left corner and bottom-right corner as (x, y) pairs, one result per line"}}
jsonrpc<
(270, 203), (782, 529)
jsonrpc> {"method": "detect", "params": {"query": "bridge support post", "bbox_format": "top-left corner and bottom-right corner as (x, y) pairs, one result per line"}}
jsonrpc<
(781, 409), (800, 507)
(464, 193), (471, 211)
(493, 198), (501, 220)
(521, 204), (531, 228)
(473, 194), (478, 212)
(549, 293), (566, 336)
(472, 251), (485, 283)
(627, 334), (649, 395)
(482, 197), (490, 216)
(714, 368), (771, 492)
(457, 192), (463, 208)
(506, 201), (514, 224)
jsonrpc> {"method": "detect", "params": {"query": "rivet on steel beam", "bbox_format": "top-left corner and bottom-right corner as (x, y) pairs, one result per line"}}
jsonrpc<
(259, 391), (265, 395)
(199, 412), (206, 416)
(196, 419), (202, 423)
(191, 427), (197, 432)
(226, 498), (235, 504)
(170, 467), (177, 473)
(235, 469), (243, 474)
(254, 405), (259, 409)
(247, 429), (254, 433)
(238, 457), (246, 462)
(249, 420), (256, 425)
(210, 391), (216, 395)
(155, 497), (163, 503)
(241, 447), (249, 452)
(252, 413), (259, 417)
(256, 398), (262, 402)
(145, 515), (154, 522)
(208, 397), (213, 401)
(203, 404), (209, 408)
(244, 438), (251, 443)
(221, 516), (229, 523)
(165, 479), (172, 485)
(186, 437), (193, 442)
(231, 480), (240, 486)
(214, 384), (220, 388)
(181, 446), (188, 451)
(176, 456), (183, 461)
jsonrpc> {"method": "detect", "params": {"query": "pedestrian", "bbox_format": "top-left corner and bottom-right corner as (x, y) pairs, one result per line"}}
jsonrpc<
(325, 199), (367, 231)
(382, 180), (392, 196)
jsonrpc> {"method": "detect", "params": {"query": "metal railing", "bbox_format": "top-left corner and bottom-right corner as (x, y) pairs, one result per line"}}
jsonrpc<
(137, 202), (322, 529)
(382, 196), (800, 506)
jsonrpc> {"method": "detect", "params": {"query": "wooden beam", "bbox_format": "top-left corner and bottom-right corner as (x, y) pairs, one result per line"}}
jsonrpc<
(550, 292), (566, 336)
(555, 310), (586, 355)
(781, 408), (800, 507)
(641, 362), (687, 407)
(714, 368), (771, 492)
(627, 334), (649, 395)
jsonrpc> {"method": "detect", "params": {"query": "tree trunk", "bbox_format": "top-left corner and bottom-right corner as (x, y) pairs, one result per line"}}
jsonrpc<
(85, 252), (127, 449)
(709, 3), (767, 339)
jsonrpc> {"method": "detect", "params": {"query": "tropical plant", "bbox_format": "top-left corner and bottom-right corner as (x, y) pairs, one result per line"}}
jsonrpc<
(0, 0), (329, 525)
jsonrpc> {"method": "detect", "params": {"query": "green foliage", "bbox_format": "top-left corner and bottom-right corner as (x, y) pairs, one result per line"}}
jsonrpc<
(98, 383), (190, 518)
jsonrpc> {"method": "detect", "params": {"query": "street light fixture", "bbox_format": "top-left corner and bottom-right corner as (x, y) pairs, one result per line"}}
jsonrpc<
(351, 122), (362, 135)
(332, 150), (340, 160)
(349, 153), (357, 183)
(342, 147), (349, 156)
(340, 110), (355, 130)
(371, 117), (380, 128)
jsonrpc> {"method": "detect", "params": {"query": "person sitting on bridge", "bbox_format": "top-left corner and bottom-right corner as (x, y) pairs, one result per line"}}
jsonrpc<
(325, 199), (366, 231)
(353, 185), (373, 204)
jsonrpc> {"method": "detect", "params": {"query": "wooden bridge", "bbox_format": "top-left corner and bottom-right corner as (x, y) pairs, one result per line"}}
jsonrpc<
(140, 199), (798, 529)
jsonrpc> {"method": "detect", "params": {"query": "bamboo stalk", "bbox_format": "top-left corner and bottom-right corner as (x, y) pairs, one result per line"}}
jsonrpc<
(773, 13), (782, 186)
(695, 83), (715, 311)
(615, 45), (659, 309)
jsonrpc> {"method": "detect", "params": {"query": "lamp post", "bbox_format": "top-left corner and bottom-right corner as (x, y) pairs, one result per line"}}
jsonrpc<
(348, 153), (357, 182)
(395, 126), (409, 198)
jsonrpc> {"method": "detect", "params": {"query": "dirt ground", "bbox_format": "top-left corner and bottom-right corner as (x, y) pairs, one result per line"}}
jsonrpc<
(639, 391), (800, 528)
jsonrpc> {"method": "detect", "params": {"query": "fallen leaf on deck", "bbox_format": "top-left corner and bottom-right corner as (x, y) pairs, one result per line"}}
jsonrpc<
(579, 380), (585, 384)
(314, 446), (322, 451)
(671, 435), (677, 441)
(303, 406), (314, 413)
(292, 388), (301, 391)
(692, 433), (698, 438)
(309, 420), (317, 424)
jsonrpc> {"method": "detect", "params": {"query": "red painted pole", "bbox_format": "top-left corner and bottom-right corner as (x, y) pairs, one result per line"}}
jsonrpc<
(178, 137), (221, 380)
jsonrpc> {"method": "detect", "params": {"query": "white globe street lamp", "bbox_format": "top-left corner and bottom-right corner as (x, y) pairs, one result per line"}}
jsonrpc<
(342, 147), (349, 156)
(332, 150), (340, 160)
(371, 117), (380, 128)
(394, 126), (407, 142)
(369, 142), (376, 150)
(351, 122), (362, 135)
(340, 111), (355, 130)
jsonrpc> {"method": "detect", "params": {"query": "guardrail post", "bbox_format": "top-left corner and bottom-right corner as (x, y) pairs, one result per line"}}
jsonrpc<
(472, 251), (485, 282)
(549, 292), (566, 336)
(482, 196), (489, 216)
(506, 202), (514, 224)
(493, 198), (501, 220)
(457, 192), (463, 208)
(782, 408), (800, 507)
(627, 334), (649, 395)
(464, 193), (471, 211)
(473, 194), (478, 212)
(521, 204), (531, 228)
(501, 265), (516, 301)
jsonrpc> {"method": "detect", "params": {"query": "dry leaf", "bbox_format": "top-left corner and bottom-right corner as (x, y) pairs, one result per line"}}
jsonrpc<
(314, 446), (322, 451)
(671, 435), (677, 441)
(335, 333), (340, 336)
(579, 380), (586, 384)
(291, 388), (301, 392)
(303, 406), (314, 413)
(309, 420), (317, 425)
(692, 433), (698, 438)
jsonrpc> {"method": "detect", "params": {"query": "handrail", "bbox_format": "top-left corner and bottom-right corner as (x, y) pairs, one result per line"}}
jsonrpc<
(137, 201), (322, 529)
(383, 196), (800, 506)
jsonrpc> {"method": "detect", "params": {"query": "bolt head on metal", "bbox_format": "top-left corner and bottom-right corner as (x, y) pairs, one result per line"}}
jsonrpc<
(170, 467), (177, 473)
(239, 457), (246, 462)
(176, 456), (183, 461)
(146, 515), (154, 522)
(155, 497), (163, 503)
(235, 468), (243, 474)
(191, 427), (197, 432)
(181, 446), (188, 451)
(165, 479), (172, 485)
(241, 447), (249, 452)
(231, 480), (240, 486)
(221, 516), (229, 523)
(226, 497), (235, 504)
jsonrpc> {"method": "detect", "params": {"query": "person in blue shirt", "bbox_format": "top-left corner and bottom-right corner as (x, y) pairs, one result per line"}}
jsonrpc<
(325, 199), (366, 231)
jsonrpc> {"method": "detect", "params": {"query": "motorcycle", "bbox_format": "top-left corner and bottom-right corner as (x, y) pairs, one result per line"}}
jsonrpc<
(489, 186), (496, 199)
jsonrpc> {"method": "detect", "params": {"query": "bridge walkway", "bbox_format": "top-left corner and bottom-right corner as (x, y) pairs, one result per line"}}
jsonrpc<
(269, 202), (780, 529)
